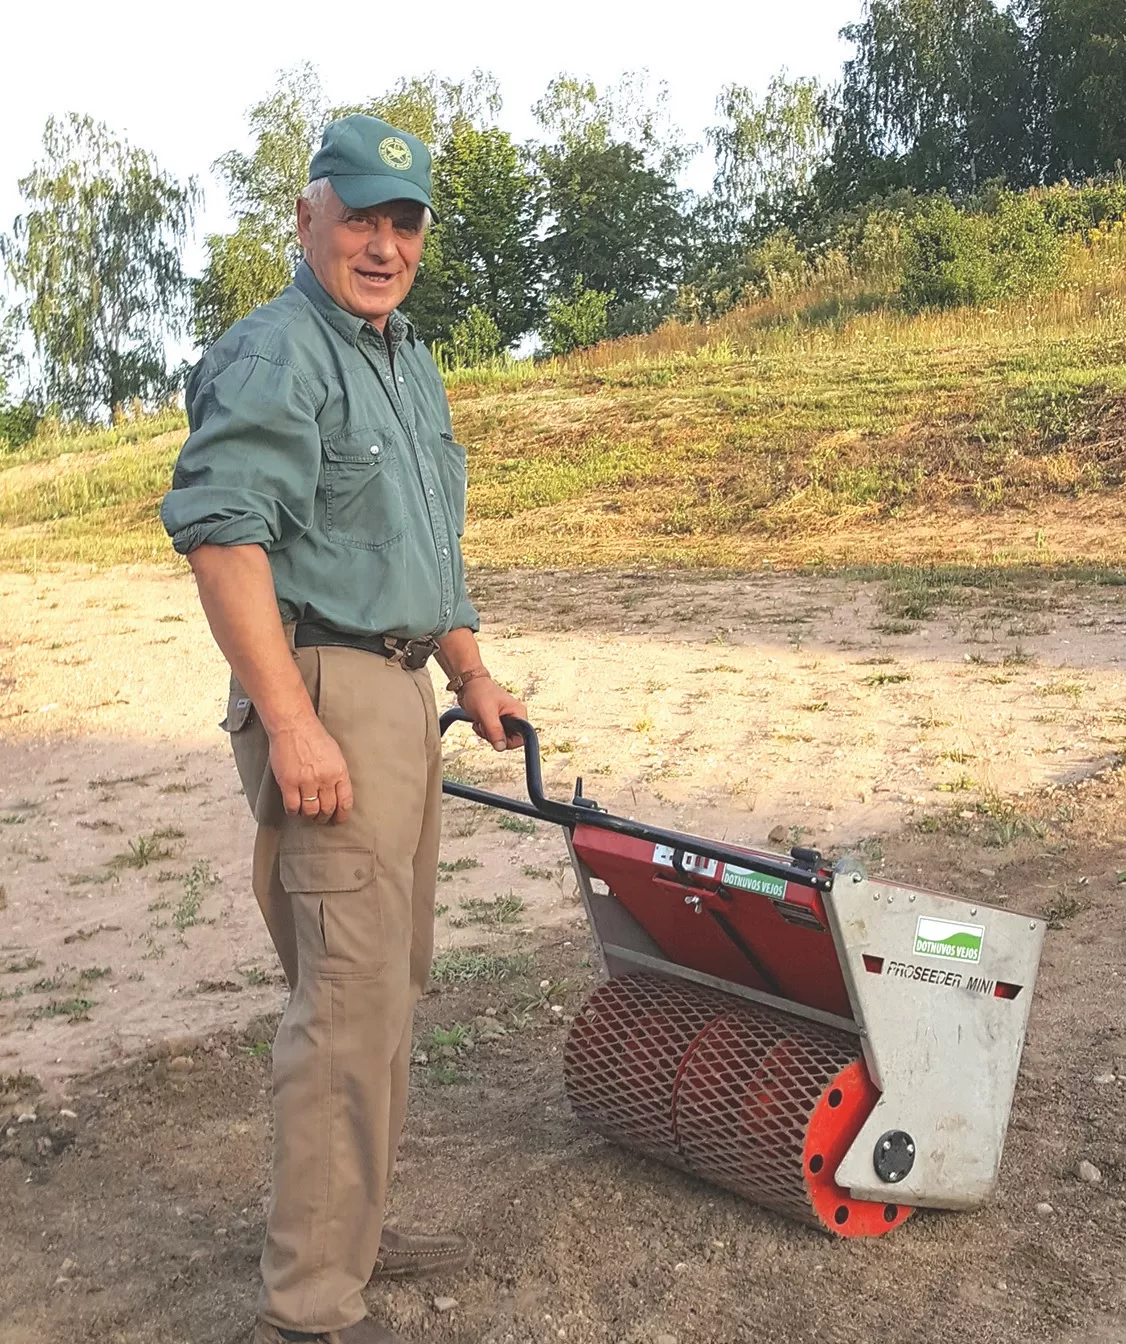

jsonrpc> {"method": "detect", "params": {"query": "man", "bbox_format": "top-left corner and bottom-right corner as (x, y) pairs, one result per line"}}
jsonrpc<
(162, 114), (526, 1344)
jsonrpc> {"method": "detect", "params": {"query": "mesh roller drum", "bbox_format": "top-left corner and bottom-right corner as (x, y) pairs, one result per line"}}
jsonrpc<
(564, 973), (912, 1237)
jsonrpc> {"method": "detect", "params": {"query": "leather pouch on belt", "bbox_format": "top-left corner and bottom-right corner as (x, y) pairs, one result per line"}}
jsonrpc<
(280, 848), (384, 977)
(220, 690), (254, 734)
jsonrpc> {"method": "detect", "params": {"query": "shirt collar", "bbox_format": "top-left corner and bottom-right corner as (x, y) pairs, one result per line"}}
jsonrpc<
(295, 261), (417, 349)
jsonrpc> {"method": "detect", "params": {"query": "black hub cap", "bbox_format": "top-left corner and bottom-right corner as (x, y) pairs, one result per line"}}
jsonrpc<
(873, 1130), (916, 1183)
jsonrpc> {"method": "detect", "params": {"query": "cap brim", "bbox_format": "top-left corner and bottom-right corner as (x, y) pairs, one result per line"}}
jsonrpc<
(325, 175), (438, 222)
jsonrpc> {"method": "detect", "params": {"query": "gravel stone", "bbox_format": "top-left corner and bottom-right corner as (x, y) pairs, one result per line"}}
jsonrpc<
(1078, 1159), (1102, 1184)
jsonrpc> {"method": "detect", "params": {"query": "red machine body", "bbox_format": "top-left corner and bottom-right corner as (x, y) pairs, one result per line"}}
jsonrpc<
(571, 824), (852, 1020)
(563, 825), (913, 1237)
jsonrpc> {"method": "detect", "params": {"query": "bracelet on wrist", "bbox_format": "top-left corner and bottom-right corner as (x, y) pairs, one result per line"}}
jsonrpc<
(447, 666), (492, 697)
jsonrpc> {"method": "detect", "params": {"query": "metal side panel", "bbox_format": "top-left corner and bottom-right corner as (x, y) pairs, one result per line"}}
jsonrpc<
(564, 832), (664, 980)
(822, 874), (1045, 1210)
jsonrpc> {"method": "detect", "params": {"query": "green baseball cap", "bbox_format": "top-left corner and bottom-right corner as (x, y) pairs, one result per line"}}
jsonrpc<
(308, 114), (437, 219)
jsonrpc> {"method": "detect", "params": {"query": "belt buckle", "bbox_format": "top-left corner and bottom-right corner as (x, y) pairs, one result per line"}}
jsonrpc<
(401, 637), (437, 671)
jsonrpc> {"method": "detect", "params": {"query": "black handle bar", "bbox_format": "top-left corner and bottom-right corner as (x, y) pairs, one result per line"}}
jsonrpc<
(438, 708), (830, 892)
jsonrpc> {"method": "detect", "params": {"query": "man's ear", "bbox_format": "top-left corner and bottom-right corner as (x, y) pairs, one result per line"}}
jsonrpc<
(296, 196), (312, 251)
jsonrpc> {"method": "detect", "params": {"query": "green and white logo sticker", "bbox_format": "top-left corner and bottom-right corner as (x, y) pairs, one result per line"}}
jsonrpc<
(722, 865), (787, 900)
(914, 915), (984, 963)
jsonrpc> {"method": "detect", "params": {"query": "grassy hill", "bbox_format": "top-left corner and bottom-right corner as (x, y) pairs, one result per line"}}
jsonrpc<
(2, 230), (1125, 574)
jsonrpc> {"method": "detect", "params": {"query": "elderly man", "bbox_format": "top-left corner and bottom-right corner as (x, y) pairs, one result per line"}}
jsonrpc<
(162, 114), (525, 1344)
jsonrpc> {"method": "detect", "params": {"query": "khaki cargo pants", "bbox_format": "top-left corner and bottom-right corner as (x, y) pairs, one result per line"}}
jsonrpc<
(226, 638), (442, 1333)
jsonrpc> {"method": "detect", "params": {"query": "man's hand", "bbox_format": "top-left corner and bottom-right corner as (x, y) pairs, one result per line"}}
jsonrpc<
(459, 677), (527, 752)
(269, 712), (355, 823)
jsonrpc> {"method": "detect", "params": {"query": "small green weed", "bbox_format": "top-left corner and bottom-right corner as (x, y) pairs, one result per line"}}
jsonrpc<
(29, 997), (93, 1022)
(429, 949), (534, 983)
(450, 892), (525, 928)
(443, 758), (484, 787)
(437, 857), (481, 881)
(1043, 892), (1082, 930)
(173, 860), (219, 932)
(863, 672), (911, 687)
(937, 749), (974, 764)
(936, 775), (976, 793)
(497, 814), (536, 835)
(108, 830), (181, 870)
(1037, 681), (1084, 701)
(1002, 647), (1036, 666)
(77, 966), (111, 984)
(801, 701), (830, 712)
(2, 955), (42, 975)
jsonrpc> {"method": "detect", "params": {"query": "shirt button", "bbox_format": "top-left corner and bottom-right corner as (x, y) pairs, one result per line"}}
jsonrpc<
(441, 547), (449, 557)
(397, 375), (404, 384)
(369, 445), (380, 455)
(427, 488), (435, 496)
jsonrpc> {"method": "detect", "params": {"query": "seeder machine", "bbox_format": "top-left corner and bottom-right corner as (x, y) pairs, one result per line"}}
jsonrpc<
(440, 710), (1045, 1238)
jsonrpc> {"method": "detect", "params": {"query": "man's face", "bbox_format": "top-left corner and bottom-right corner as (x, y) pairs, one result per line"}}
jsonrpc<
(297, 187), (427, 328)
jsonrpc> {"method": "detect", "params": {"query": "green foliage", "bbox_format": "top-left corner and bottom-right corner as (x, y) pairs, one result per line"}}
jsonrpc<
(544, 276), (613, 356)
(535, 73), (689, 336)
(708, 74), (829, 230)
(408, 122), (543, 347)
(446, 306), (504, 368)
(533, 71), (688, 175)
(901, 192), (1063, 309)
(1021, 0), (1126, 179)
(3, 114), (196, 420)
(193, 65), (325, 345)
(343, 69), (502, 148)
(828, 0), (1034, 204)
(540, 140), (685, 325)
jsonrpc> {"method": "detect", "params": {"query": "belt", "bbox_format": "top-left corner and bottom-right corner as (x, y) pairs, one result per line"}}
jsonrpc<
(292, 620), (438, 671)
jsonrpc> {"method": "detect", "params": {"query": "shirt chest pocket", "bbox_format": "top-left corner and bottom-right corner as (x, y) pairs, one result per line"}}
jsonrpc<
(439, 432), (468, 537)
(321, 427), (405, 551)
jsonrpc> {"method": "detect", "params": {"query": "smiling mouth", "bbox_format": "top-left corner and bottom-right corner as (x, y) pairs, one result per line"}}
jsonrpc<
(357, 268), (396, 284)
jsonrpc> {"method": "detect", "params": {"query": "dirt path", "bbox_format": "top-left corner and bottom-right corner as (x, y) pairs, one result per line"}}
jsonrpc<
(1, 566), (1126, 1087)
(0, 564), (1124, 1343)
(0, 767), (1124, 1343)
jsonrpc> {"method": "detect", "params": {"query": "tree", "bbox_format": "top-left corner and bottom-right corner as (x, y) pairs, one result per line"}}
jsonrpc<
(407, 123), (543, 347)
(194, 64), (326, 346)
(544, 276), (613, 355)
(344, 69), (502, 148)
(0, 300), (38, 449)
(1020, 0), (1126, 178)
(825, 0), (1035, 204)
(2, 114), (196, 421)
(533, 71), (690, 176)
(708, 74), (830, 233)
(535, 74), (691, 338)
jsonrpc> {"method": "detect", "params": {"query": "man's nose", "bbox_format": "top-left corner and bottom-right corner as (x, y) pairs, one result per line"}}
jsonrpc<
(364, 222), (396, 261)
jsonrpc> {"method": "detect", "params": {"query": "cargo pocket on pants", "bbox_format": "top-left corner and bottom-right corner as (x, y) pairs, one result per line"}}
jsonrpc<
(279, 847), (383, 979)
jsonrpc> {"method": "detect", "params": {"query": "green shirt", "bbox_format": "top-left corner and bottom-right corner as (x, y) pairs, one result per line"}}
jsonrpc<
(161, 261), (478, 639)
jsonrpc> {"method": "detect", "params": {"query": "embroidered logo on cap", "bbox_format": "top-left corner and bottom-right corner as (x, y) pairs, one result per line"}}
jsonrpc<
(379, 137), (413, 170)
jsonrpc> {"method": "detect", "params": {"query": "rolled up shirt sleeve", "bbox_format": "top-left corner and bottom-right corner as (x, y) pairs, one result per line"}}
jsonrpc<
(161, 355), (321, 555)
(450, 582), (480, 634)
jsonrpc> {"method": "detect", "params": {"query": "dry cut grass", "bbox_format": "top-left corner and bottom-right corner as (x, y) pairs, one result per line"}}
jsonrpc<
(1, 232), (1125, 571)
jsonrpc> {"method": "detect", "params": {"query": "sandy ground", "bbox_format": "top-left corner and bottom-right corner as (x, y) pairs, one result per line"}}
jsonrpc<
(0, 564), (1124, 1343)
(1, 565), (1126, 1087)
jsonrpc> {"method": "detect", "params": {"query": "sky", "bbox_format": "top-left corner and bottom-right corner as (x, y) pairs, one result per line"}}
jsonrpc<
(2, 0), (861, 261)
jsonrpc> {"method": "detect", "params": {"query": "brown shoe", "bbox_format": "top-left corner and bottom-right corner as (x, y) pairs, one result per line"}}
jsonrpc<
(254, 1317), (400, 1343)
(371, 1224), (472, 1280)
